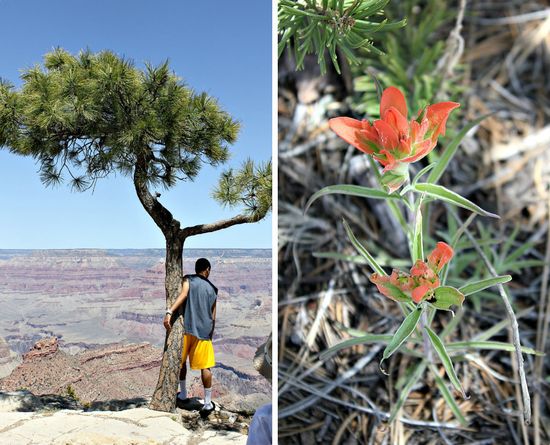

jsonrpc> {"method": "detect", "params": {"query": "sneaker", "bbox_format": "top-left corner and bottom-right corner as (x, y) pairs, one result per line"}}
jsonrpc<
(177, 392), (189, 402)
(199, 401), (215, 419)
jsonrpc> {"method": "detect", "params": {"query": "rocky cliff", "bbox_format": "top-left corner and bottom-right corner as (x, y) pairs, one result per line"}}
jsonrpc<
(0, 337), (270, 412)
(0, 390), (250, 444)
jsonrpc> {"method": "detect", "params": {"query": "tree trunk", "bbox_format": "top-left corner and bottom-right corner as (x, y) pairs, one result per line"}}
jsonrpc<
(149, 235), (185, 412)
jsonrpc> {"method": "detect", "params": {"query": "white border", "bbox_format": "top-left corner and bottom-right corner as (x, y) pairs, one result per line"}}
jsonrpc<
(271, 0), (279, 442)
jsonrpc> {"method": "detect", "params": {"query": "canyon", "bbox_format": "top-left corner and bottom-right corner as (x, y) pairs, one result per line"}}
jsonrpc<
(0, 249), (272, 411)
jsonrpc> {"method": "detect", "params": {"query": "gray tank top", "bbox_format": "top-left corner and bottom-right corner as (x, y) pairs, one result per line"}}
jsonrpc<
(183, 274), (218, 340)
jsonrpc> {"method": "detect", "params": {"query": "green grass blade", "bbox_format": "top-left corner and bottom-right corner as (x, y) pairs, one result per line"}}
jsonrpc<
(459, 275), (512, 296)
(413, 183), (499, 218)
(447, 340), (543, 356)
(342, 218), (386, 276)
(313, 251), (368, 265)
(430, 365), (468, 426)
(425, 326), (466, 398)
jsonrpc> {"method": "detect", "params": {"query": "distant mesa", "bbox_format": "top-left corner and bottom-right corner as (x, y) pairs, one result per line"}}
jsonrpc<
(24, 337), (59, 359)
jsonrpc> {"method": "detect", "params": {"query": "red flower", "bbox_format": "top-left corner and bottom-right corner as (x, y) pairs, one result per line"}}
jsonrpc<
(427, 241), (454, 272)
(369, 242), (454, 304)
(329, 87), (460, 192)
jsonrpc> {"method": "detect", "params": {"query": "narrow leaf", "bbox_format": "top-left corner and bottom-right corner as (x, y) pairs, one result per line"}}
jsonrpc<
(447, 340), (543, 356)
(425, 326), (466, 398)
(342, 219), (385, 276)
(319, 334), (393, 360)
(389, 361), (427, 422)
(459, 275), (512, 296)
(412, 163), (436, 184)
(305, 184), (398, 214)
(382, 307), (423, 361)
(431, 286), (465, 310)
(427, 114), (491, 185)
(414, 183), (499, 218)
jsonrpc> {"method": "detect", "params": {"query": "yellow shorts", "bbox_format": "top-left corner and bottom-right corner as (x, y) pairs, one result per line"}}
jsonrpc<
(181, 334), (215, 370)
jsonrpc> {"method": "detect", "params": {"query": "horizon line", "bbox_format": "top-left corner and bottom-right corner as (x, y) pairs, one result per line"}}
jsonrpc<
(0, 247), (272, 251)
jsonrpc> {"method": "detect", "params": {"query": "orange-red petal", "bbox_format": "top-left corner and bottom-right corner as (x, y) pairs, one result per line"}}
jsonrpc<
(380, 86), (408, 119)
(401, 139), (435, 163)
(373, 119), (399, 150)
(426, 101), (460, 140)
(427, 242), (454, 272)
(412, 285), (431, 303)
(329, 117), (373, 154)
(383, 107), (409, 137)
(410, 260), (430, 277)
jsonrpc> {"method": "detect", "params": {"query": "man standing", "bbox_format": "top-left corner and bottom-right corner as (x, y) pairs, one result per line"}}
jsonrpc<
(163, 258), (217, 417)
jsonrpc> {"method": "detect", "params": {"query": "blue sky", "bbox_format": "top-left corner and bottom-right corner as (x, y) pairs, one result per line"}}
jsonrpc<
(0, 0), (272, 249)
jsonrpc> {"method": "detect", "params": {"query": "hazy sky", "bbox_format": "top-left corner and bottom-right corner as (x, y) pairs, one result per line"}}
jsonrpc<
(0, 0), (272, 249)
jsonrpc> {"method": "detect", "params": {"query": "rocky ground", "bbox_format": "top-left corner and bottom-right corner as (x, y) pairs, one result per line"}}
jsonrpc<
(0, 337), (271, 414)
(0, 390), (250, 444)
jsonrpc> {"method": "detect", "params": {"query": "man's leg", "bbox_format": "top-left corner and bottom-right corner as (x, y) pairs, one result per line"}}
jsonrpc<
(178, 361), (188, 400)
(201, 368), (213, 409)
(178, 332), (189, 401)
(180, 361), (187, 381)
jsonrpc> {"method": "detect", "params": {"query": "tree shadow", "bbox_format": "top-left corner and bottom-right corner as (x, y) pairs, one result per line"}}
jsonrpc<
(0, 391), (150, 413)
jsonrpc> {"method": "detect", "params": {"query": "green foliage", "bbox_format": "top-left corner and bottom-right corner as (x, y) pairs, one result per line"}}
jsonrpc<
(278, 0), (405, 74)
(0, 48), (240, 193)
(65, 385), (80, 402)
(212, 159), (272, 220)
(382, 307), (422, 362)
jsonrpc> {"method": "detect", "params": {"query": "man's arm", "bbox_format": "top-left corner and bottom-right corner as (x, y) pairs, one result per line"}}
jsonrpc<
(209, 301), (217, 340)
(163, 279), (190, 331)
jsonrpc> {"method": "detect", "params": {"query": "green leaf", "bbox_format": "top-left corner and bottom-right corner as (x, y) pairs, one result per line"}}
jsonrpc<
(430, 365), (468, 426)
(412, 207), (423, 263)
(342, 218), (386, 276)
(446, 341), (544, 356)
(427, 114), (491, 185)
(459, 275), (512, 296)
(319, 333), (393, 360)
(413, 183), (499, 218)
(425, 326), (466, 398)
(313, 251), (368, 265)
(304, 184), (399, 214)
(412, 163), (436, 184)
(382, 307), (423, 362)
(430, 286), (465, 310)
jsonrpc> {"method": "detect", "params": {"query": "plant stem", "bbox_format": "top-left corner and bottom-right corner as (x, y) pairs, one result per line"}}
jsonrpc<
(420, 309), (433, 363)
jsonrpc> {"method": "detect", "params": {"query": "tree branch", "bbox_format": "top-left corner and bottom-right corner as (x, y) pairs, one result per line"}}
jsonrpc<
(182, 213), (261, 238)
(134, 155), (181, 237)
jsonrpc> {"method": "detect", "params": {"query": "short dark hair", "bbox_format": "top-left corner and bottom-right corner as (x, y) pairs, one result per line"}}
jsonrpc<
(195, 258), (211, 274)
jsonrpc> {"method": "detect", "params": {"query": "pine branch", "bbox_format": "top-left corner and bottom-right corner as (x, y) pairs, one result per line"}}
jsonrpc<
(181, 213), (261, 238)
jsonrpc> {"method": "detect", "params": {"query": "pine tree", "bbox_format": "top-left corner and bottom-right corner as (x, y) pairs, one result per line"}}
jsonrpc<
(0, 49), (272, 412)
